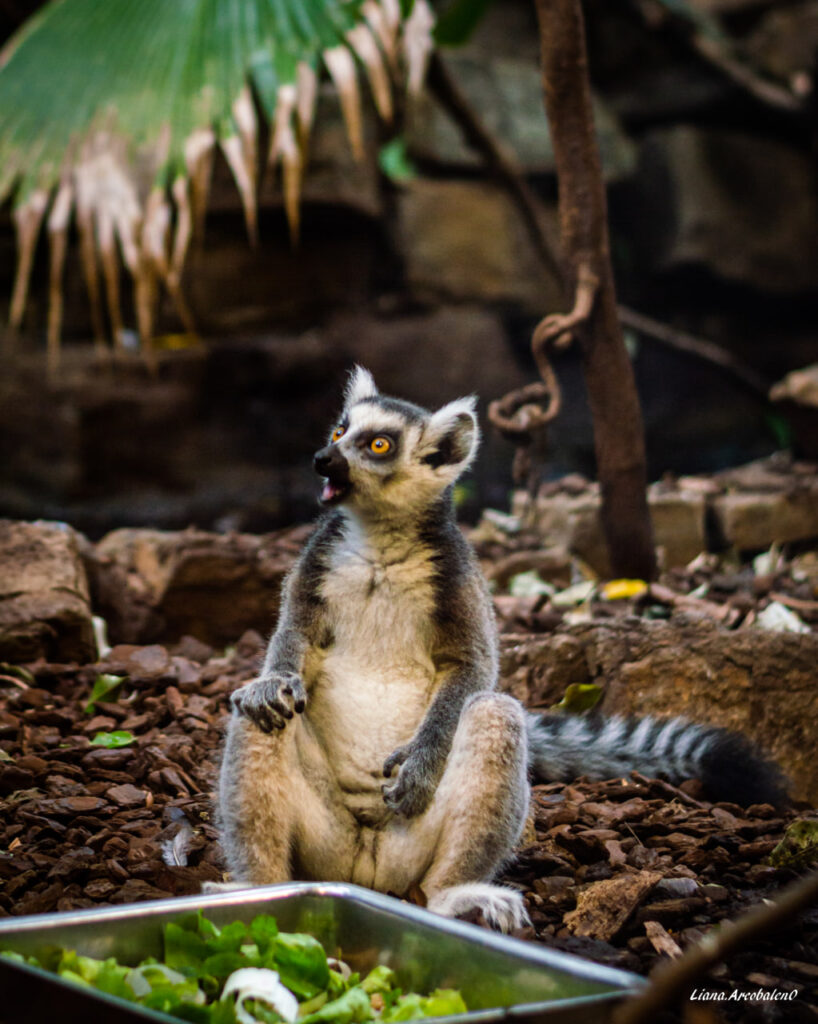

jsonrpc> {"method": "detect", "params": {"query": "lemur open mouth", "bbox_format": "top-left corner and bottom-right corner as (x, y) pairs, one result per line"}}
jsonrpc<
(319, 479), (351, 505)
(314, 444), (351, 506)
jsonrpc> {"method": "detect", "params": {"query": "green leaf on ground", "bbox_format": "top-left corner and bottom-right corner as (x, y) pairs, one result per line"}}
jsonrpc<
(90, 731), (136, 748)
(551, 683), (604, 715)
(84, 673), (126, 714)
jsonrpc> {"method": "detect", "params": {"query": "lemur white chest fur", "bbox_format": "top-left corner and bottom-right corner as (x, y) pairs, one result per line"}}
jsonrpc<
(305, 516), (439, 794)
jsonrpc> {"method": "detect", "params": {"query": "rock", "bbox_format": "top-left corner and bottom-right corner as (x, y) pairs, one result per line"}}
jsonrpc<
(184, 83), (382, 336)
(771, 365), (818, 409)
(0, 520), (96, 664)
(100, 644), (173, 682)
(712, 487), (818, 552)
(513, 456), (818, 570)
(406, 54), (636, 181)
(564, 870), (663, 940)
(512, 481), (707, 575)
(87, 527), (298, 647)
(652, 877), (699, 899)
(513, 488), (609, 575)
(395, 179), (563, 314)
(745, 3), (818, 85)
(105, 784), (147, 809)
(634, 127), (818, 294)
(770, 364), (818, 461)
(649, 488), (708, 570)
(500, 617), (818, 802)
(327, 306), (528, 411)
(209, 83), (381, 220)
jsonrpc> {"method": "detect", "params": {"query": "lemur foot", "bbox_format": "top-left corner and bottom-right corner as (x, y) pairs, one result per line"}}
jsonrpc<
(201, 881), (254, 894)
(382, 745), (437, 818)
(230, 672), (307, 733)
(426, 884), (530, 933)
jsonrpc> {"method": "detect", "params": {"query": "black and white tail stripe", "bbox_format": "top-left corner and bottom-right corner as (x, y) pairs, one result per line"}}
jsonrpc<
(526, 713), (788, 807)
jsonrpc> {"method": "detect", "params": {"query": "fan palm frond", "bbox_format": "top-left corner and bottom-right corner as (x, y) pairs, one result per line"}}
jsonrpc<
(0, 0), (435, 369)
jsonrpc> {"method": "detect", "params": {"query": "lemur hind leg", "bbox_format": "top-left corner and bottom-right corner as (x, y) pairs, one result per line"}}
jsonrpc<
(218, 716), (355, 885)
(218, 716), (297, 884)
(379, 693), (530, 932)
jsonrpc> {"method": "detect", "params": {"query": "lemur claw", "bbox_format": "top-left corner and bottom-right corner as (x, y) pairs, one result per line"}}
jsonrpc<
(382, 748), (435, 818)
(230, 672), (307, 734)
(382, 745), (410, 778)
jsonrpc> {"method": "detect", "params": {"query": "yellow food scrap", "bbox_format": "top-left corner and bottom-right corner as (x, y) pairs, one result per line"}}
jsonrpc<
(602, 579), (648, 600)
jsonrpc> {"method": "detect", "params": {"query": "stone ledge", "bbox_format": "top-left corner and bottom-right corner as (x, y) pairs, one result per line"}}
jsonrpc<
(511, 454), (818, 574)
(85, 526), (305, 648)
(0, 520), (95, 663)
(500, 617), (818, 803)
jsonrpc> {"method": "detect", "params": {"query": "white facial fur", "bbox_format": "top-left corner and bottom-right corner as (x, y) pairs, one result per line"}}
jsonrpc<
(329, 369), (480, 518)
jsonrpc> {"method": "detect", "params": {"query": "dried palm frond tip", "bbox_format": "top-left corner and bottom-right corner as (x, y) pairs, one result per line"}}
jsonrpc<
(0, 0), (435, 370)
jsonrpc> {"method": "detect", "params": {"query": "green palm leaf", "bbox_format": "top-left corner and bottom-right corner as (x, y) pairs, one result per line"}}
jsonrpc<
(0, 0), (435, 368)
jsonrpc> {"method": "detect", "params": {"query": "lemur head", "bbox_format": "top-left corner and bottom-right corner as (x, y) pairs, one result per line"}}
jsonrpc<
(313, 366), (479, 517)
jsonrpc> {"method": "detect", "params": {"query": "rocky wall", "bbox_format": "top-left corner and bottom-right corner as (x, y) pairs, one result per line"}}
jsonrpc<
(1, 0), (817, 531)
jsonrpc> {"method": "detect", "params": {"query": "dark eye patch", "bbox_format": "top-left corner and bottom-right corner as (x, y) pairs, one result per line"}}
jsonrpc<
(355, 430), (400, 459)
(329, 416), (349, 442)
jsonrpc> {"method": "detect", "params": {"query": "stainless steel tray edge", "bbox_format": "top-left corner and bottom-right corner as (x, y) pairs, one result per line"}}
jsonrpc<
(0, 882), (646, 1024)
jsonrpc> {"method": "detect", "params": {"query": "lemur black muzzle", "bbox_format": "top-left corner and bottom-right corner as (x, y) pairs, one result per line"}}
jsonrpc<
(314, 445), (351, 506)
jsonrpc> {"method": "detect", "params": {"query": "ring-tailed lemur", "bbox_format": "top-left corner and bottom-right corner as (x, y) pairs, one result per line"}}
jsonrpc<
(217, 368), (787, 932)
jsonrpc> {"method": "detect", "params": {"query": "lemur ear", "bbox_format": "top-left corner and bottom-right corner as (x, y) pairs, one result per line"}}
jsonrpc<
(344, 365), (378, 408)
(420, 396), (479, 472)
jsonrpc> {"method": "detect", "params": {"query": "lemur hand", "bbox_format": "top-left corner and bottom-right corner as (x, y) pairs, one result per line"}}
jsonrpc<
(382, 744), (438, 818)
(230, 672), (306, 733)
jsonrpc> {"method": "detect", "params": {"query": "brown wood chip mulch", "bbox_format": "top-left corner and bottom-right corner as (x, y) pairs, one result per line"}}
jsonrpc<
(1, 632), (816, 1023)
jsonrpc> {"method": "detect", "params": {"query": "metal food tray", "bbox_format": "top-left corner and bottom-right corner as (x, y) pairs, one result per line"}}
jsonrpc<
(0, 882), (645, 1023)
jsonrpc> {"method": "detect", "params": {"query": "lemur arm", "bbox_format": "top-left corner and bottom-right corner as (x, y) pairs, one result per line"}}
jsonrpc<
(382, 574), (498, 817)
(259, 574), (310, 678)
(232, 517), (336, 732)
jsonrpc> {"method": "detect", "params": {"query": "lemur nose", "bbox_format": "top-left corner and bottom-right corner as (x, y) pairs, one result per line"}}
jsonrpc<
(314, 446), (346, 475)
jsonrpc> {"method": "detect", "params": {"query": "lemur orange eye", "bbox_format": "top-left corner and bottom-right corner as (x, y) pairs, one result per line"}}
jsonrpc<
(331, 426), (346, 442)
(370, 436), (391, 454)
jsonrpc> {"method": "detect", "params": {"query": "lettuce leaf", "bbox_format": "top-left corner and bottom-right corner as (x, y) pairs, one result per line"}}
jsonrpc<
(300, 986), (373, 1024)
(268, 933), (329, 999)
(3, 911), (469, 1024)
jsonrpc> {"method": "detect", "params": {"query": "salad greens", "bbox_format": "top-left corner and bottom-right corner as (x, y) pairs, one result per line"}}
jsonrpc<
(1, 911), (468, 1024)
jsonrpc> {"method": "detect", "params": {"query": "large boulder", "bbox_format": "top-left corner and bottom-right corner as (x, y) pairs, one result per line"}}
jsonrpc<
(711, 455), (818, 551)
(770, 364), (818, 461)
(501, 617), (818, 803)
(406, 53), (635, 181)
(634, 127), (818, 294)
(512, 454), (818, 571)
(0, 520), (95, 663)
(86, 527), (304, 647)
(745, 2), (818, 84)
(512, 480), (708, 575)
(396, 179), (562, 314)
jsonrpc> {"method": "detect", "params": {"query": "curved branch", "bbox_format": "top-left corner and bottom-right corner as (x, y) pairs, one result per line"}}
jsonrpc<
(619, 306), (770, 398)
(632, 0), (808, 114)
(487, 376), (561, 440)
(532, 262), (599, 355)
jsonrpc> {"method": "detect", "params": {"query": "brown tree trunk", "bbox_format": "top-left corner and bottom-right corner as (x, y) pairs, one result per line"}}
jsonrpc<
(533, 0), (656, 580)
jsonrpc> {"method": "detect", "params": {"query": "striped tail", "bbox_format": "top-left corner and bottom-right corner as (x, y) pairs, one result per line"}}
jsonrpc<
(526, 713), (788, 807)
